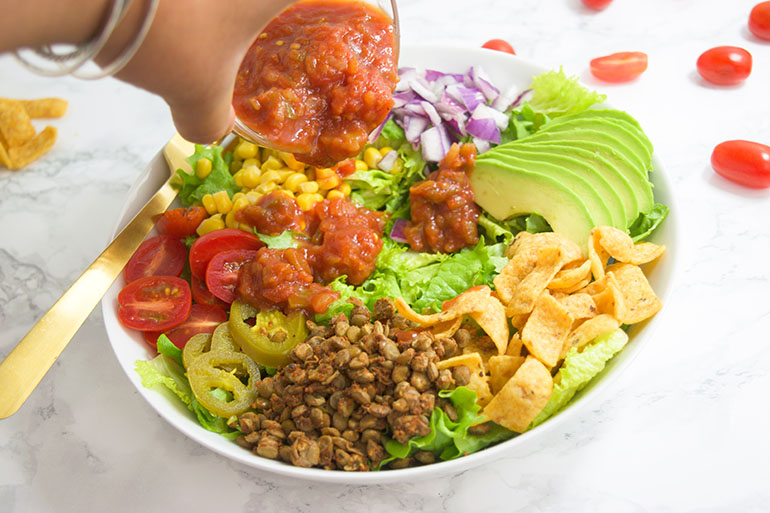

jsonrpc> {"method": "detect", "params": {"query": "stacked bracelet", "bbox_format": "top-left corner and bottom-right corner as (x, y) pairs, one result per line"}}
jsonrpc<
(13, 0), (159, 80)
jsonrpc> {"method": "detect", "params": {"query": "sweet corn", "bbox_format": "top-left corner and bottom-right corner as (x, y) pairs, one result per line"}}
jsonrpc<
(259, 169), (282, 185)
(256, 182), (278, 194)
(278, 189), (295, 199)
(213, 190), (233, 214)
(296, 192), (324, 211)
(363, 146), (383, 169)
(241, 165), (262, 188)
(297, 181), (319, 194)
(276, 168), (294, 182)
(196, 214), (225, 236)
(232, 192), (246, 203)
(235, 141), (258, 160)
(284, 172), (309, 192)
(354, 159), (368, 171)
(232, 195), (251, 212)
(195, 158), (212, 179)
(225, 209), (239, 229)
(317, 173), (341, 191)
(201, 194), (218, 215)
(233, 169), (245, 188)
(379, 146), (394, 157)
(242, 157), (259, 169)
(315, 167), (335, 180)
(326, 190), (345, 200)
(246, 190), (262, 203)
(338, 182), (351, 196)
(261, 155), (283, 171)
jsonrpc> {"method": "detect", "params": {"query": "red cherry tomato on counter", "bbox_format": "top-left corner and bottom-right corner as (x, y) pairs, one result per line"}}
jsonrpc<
(482, 39), (515, 54)
(749, 2), (770, 40)
(188, 228), (264, 279)
(142, 303), (228, 349)
(205, 249), (260, 304)
(124, 235), (186, 284)
(156, 206), (208, 238)
(118, 276), (192, 331)
(590, 52), (648, 83)
(711, 140), (770, 189)
(696, 46), (752, 85)
(582, 0), (613, 9)
(191, 274), (229, 308)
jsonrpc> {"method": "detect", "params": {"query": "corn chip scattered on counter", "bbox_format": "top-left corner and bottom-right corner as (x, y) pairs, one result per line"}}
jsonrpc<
(0, 97), (67, 170)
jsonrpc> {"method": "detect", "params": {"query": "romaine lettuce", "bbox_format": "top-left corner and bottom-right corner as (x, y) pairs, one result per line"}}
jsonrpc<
(628, 203), (669, 241)
(175, 144), (238, 205)
(527, 68), (607, 118)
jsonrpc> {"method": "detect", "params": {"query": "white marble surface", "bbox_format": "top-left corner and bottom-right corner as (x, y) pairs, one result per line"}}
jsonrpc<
(2, 0), (770, 511)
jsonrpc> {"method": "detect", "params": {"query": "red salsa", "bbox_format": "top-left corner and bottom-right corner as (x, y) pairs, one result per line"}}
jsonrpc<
(404, 143), (481, 254)
(233, 0), (398, 167)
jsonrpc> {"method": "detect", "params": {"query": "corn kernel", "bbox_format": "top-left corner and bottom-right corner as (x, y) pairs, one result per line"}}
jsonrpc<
(276, 168), (294, 182)
(390, 159), (403, 175)
(278, 189), (295, 199)
(235, 141), (258, 160)
(261, 156), (283, 171)
(233, 170), (245, 188)
(232, 192), (245, 203)
(338, 182), (351, 196)
(195, 158), (212, 179)
(259, 169), (282, 185)
(255, 182), (278, 194)
(232, 195), (250, 212)
(317, 174), (341, 190)
(364, 147), (383, 169)
(225, 210), (239, 229)
(242, 165), (262, 188)
(278, 151), (304, 171)
(196, 214), (225, 236)
(243, 157), (259, 169)
(297, 181), (319, 194)
(201, 194), (218, 215)
(379, 146), (394, 157)
(326, 190), (345, 200)
(315, 167), (335, 180)
(246, 190), (262, 202)
(213, 190), (232, 214)
(354, 159), (368, 171)
(296, 192), (323, 211)
(284, 172), (309, 192)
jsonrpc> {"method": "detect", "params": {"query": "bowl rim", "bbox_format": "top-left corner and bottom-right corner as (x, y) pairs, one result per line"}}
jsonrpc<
(101, 43), (680, 485)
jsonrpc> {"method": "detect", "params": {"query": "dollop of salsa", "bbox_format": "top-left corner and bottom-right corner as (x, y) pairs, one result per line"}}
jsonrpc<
(404, 143), (481, 254)
(235, 192), (384, 314)
(233, 0), (398, 167)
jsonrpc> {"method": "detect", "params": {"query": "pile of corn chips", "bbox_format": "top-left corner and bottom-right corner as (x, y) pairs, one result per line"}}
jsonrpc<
(395, 226), (665, 434)
(0, 97), (67, 170)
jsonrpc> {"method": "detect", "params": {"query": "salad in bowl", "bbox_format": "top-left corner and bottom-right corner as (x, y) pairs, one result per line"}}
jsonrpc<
(102, 45), (676, 483)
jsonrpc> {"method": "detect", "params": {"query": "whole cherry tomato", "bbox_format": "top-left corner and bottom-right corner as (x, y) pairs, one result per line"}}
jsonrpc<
(582, 0), (613, 9)
(482, 39), (515, 55)
(696, 46), (752, 85)
(590, 52), (648, 83)
(711, 140), (770, 189)
(749, 2), (770, 40)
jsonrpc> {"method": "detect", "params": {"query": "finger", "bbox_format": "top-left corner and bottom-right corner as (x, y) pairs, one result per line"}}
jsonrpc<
(170, 99), (235, 145)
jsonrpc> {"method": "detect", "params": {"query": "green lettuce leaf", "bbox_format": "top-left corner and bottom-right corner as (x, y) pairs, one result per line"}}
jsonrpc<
(527, 68), (606, 118)
(378, 118), (406, 147)
(175, 144), (238, 206)
(530, 329), (629, 428)
(381, 387), (514, 467)
(256, 230), (301, 249)
(628, 203), (669, 241)
(157, 334), (183, 368)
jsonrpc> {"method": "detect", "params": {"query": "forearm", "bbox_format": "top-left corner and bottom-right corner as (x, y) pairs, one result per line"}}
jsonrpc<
(0, 0), (111, 52)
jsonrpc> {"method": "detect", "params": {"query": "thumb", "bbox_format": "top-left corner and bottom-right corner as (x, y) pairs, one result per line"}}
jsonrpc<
(169, 92), (236, 145)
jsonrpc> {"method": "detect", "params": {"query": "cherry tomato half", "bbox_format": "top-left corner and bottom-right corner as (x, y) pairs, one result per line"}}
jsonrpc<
(582, 0), (613, 9)
(188, 228), (264, 279)
(590, 52), (648, 83)
(124, 235), (186, 284)
(156, 206), (208, 238)
(749, 2), (770, 40)
(118, 275), (192, 332)
(205, 249), (260, 304)
(696, 46), (752, 86)
(482, 39), (515, 55)
(191, 274), (229, 309)
(711, 140), (770, 189)
(142, 303), (228, 349)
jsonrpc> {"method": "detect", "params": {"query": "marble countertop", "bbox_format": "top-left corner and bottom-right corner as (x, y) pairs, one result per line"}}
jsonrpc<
(2, 0), (769, 511)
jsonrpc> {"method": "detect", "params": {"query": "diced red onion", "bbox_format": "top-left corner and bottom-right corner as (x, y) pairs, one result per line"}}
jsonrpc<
(403, 115), (429, 144)
(367, 112), (392, 143)
(491, 85), (520, 112)
(466, 117), (501, 144)
(389, 218), (409, 243)
(472, 137), (491, 154)
(512, 88), (533, 109)
(409, 78), (440, 103)
(377, 150), (399, 172)
(470, 66), (500, 102)
(420, 125), (451, 162)
(471, 103), (510, 130)
(421, 101), (443, 127)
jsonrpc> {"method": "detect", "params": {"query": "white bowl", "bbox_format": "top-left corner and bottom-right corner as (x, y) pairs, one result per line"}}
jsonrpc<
(101, 44), (679, 484)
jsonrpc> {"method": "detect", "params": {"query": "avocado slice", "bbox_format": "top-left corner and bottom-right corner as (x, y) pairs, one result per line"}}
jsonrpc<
(472, 156), (597, 249)
(528, 139), (654, 216)
(535, 118), (653, 171)
(543, 114), (654, 161)
(498, 143), (638, 227)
